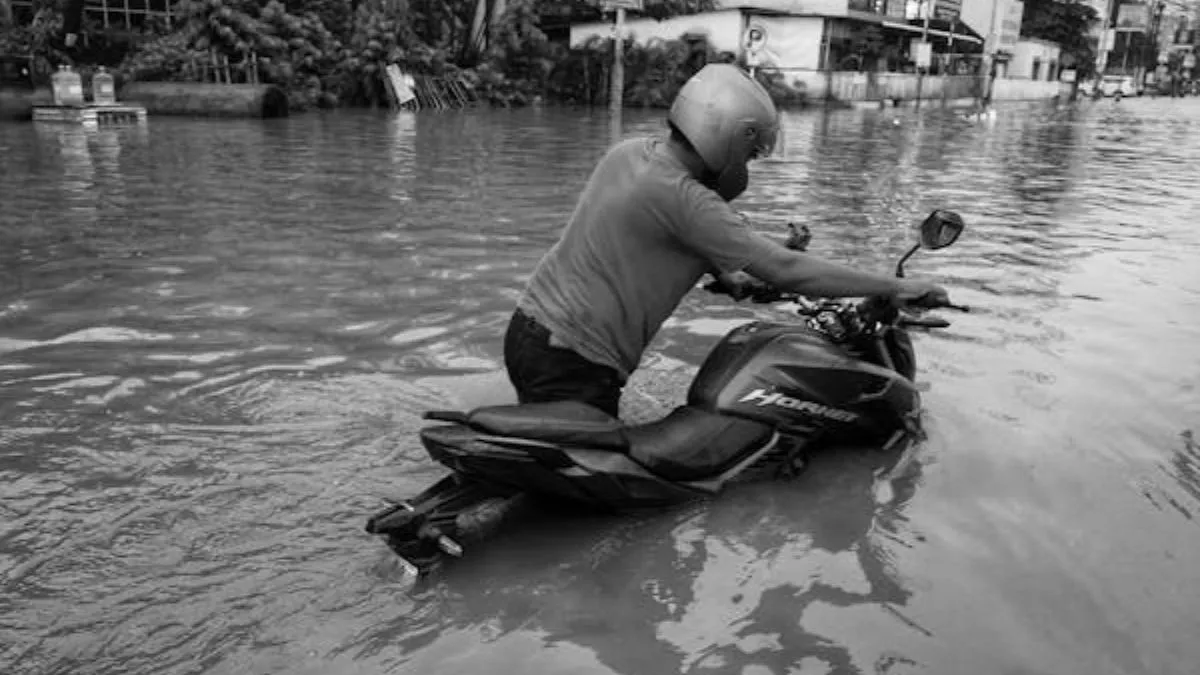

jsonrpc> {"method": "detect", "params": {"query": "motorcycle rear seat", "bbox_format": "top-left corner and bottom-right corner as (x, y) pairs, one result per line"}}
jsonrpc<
(431, 401), (630, 450)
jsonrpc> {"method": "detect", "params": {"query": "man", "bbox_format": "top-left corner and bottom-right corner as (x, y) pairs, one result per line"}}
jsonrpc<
(505, 63), (950, 418)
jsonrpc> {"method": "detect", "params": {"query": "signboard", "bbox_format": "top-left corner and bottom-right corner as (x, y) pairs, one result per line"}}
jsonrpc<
(1185, 53), (1197, 69)
(1115, 3), (1150, 32)
(385, 65), (416, 106)
(743, 23), (768, 54)
(1059, 68), (1077, 83)
(912, 40), (932, 68)
(744, 16), (808, 70)
(600, 0), (643, 10)
(934, 0), (962, 21)
(998, 0), (1024, 51)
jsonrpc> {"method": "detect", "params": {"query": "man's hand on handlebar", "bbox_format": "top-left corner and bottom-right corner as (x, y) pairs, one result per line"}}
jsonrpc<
(895, 279), (951, 309)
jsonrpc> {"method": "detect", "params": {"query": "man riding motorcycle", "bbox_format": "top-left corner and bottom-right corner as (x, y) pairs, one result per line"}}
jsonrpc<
(505, 63), (949, 417)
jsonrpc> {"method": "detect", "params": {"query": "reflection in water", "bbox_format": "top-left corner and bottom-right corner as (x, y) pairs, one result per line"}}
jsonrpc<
(2, 100), (1200, 675)
(1170, 430), (1199, 513)
(378, 443), (924, 675)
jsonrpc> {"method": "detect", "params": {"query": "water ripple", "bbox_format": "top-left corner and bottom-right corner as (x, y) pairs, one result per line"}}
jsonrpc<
(3, 99), (1200, 674)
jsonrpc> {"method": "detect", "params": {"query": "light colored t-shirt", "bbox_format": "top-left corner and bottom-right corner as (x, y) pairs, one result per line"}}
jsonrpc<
(517, 137), (780, 379)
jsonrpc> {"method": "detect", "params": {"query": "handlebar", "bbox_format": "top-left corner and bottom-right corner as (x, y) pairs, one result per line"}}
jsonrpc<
(702, 280), (970, 337)
(704, 280), (968, 313)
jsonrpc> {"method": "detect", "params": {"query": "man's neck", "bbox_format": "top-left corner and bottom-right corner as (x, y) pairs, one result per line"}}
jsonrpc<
(663, 136), (708, 180)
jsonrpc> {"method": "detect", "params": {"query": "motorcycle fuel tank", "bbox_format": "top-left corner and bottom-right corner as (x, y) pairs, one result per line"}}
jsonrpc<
(687, 321), (919, 441)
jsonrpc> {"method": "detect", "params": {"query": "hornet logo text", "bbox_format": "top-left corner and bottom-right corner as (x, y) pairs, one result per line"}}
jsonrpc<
(737, 388), (859, 423)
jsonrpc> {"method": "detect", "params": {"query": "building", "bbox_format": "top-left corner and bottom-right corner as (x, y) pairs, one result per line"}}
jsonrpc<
(569, 0), (1069, 101)
(570, 0), (987, 75)
(1008, 37), (1062, 80)
(4, 0), (177, 30)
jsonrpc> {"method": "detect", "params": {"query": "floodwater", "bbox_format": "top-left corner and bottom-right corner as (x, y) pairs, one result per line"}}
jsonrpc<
(1, 99), (1198, 675)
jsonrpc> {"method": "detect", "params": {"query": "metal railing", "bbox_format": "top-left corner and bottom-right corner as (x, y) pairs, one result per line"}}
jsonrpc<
(182, 51), (262, 85)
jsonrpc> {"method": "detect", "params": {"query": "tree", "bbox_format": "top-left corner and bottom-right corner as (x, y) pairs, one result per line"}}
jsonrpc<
(1020, 0), (1100, 78)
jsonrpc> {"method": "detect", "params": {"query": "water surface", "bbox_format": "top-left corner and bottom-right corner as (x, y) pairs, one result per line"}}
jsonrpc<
(1, 99), (1198, 675)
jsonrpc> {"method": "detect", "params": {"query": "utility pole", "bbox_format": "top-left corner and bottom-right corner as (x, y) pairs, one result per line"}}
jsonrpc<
(916, 0), (932, 109)
(609, 5), (625, 137)
(983, 0), (1004, 104)
(603, 0), (642, 144)
(1097, 0), (1116, 74)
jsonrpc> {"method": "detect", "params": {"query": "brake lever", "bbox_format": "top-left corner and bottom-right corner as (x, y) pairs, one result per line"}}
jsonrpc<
(944, 303), (970, 312)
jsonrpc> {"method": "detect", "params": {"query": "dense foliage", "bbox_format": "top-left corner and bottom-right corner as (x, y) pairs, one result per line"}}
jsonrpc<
(0, 0), (810, 108)
(1020, 0), (1100, 79)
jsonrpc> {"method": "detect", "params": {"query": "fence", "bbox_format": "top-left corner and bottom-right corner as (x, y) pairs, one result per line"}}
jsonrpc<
(184, 52), (262, 85)
(384, 65), (477, 111)
(782, 70), (984, 103)
(776, 69), (1067, 104)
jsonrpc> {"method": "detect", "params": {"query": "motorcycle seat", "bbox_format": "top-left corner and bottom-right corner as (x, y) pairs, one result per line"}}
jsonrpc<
(626, 406), (775, 482)
(428, 401), (630, 450)
(423, 403), (774, 481)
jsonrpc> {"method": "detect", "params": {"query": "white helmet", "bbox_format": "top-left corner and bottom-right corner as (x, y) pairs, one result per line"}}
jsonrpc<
(668, 63), (780, 201)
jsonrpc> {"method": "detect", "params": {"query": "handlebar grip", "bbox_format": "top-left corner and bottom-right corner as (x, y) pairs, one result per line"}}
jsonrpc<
(901, 316), (951, 329)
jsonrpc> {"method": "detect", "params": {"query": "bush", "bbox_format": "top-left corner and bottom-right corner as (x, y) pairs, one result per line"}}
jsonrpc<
(117, 0), (344, 110)
(548, 34), (805, 109)
(5, 0), (799, 109)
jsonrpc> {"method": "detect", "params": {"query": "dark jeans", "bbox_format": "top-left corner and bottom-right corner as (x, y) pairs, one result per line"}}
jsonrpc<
(503, 308), (624, 417)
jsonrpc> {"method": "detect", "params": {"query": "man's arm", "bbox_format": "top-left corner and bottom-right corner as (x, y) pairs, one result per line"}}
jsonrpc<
(746, 245), (905, 298)
(671, 180), (944, 302)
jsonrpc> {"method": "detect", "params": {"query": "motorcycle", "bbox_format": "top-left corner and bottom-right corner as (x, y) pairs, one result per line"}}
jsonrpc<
(365, 209), (969, 576)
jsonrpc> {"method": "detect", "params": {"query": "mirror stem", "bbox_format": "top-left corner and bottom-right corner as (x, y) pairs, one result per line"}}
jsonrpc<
(894, 243), (920, 278)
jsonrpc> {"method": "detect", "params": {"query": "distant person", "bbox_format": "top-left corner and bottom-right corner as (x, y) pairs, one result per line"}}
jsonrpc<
(504, 63), (950, 417)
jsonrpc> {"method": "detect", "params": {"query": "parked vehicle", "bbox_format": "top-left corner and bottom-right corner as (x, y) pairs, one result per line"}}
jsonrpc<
(1098, 75), (1140, 98)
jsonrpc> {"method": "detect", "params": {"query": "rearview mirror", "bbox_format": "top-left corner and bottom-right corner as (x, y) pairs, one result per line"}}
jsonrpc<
(895, 209), (966, 278)
(919, 210), (965, 250)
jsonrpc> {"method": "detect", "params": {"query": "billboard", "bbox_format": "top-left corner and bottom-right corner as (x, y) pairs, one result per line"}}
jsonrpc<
(935, 0), (963, 21)
(600, 0), (644, 10)
(998, 0), (1024, 51)
(1115, 3), (1150, 32)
